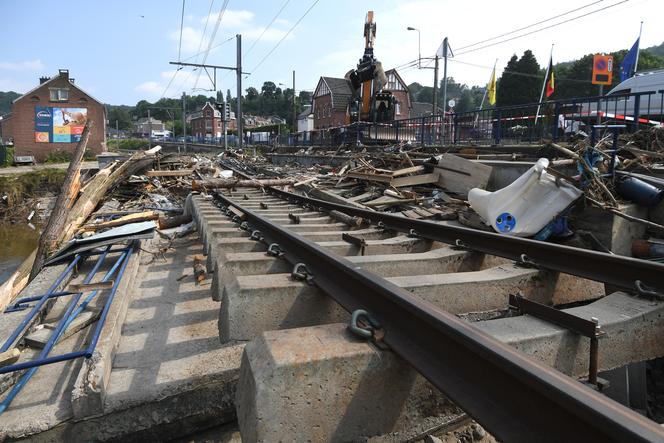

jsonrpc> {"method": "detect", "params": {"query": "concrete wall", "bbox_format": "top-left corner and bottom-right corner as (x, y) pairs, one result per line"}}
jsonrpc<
(4, 71), (106, 162)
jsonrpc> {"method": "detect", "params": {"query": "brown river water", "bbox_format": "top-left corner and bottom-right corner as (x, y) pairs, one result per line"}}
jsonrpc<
(0, 222), (40, 286)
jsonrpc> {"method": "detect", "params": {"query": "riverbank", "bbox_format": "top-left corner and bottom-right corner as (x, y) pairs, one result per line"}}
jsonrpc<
(0, 222), (39, 285)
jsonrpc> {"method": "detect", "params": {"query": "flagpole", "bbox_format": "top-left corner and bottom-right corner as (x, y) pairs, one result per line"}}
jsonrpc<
(475, 59), (497, 129)
(535, 44), (554, 125)
(634, 21), (643, 72)
(479, 59), (497, 111)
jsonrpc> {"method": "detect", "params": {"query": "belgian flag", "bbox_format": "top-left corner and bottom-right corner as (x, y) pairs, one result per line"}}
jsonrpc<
(545, 56), (555, 98)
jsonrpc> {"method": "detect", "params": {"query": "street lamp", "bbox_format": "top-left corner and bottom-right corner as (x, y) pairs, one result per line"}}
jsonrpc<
(407, 26), (421, 68)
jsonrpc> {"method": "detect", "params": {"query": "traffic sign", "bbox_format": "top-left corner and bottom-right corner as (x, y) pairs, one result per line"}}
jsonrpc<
(592, 54), (613, 85)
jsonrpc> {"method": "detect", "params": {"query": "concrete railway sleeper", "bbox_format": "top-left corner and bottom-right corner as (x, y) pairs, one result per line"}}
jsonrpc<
(186, 190), (664, 442)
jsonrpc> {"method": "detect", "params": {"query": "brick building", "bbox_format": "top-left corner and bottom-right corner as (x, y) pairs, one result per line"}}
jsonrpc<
(311, 69), (413, 130)
(0, 69), (106, 162)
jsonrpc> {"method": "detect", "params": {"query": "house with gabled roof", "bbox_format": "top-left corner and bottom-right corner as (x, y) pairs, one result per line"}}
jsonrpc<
(0, 69), (106, 162)
(311, 68), (415, 130)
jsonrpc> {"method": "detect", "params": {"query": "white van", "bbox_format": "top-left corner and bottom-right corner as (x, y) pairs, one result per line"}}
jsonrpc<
(579, 70), (664, 125)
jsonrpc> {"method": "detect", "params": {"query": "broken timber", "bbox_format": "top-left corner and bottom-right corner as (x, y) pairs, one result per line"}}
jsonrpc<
(192, 178), (295, 190)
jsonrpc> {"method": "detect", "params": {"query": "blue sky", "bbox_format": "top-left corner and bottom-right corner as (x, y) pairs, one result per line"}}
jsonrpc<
(1, 0), (661, 106)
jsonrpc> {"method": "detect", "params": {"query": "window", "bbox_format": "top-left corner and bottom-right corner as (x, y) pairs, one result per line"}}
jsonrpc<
(395, 102), (401, 115)
(609, 88), (631, 96)
(206, 120), (212, 129)
(30, 95), (39, 101)
(49, 88), (69, 102)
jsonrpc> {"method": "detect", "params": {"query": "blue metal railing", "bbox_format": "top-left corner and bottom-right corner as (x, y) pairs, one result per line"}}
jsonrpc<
(269, 90), (664, 148)
(0, 243), (135, 414)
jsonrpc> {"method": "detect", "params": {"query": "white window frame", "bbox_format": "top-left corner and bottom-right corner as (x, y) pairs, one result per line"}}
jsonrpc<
(49, 88), (69, 102)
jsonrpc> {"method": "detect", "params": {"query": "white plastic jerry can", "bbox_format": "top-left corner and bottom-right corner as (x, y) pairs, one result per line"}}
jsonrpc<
(468, 158), (582, 237)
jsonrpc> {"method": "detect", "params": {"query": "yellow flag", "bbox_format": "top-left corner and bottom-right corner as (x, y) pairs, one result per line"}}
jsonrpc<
(487, 66), (497, 105)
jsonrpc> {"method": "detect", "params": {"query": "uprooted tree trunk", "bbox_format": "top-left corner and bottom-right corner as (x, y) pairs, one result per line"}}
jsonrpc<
(191, 178), (295, 190)
(56, 150), (155, 245)
(29, 121), (93, 281)
(28, 144), (156, 282)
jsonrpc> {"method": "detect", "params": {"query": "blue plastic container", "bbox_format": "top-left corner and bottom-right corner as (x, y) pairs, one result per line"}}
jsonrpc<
(616, 176), (664, 207)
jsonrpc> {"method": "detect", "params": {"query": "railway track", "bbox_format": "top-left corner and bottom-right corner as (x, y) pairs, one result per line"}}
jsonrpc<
(186, 180), (664, 442)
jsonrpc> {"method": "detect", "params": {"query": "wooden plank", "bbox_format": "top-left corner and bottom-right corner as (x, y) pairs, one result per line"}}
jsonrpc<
(434, 154), (492, 198)
(146, 169), (194, 177)
(68, 281), (115, 292)
(413, 208), (435, 217)
(228, 206), (246, 221)
(348, 191), (377, 202)
(401, 210), (422, 219)
(79, 211), (159, 232)
(0, 348), (20, 368)
(391, 172), (440, 187)
(391, 165), (425, 177)
(294, 177), (317, 188)
(346, 171), (393, 183)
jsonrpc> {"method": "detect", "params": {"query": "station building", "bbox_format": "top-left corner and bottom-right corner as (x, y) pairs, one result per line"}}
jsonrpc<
(0, 69), (106, 162)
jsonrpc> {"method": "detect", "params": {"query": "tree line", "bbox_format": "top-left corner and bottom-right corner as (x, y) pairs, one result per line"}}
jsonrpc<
(106, 83), (313, 135)
(409, 42), (664, 112)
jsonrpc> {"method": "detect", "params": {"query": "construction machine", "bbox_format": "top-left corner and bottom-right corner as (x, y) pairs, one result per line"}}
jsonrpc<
(346, 11), (396, 124)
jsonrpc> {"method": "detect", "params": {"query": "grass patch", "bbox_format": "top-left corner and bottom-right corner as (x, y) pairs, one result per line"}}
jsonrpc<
(0, 146), (14, 167)
(107, 138), (149, 151)
(0, 169), (66, 207)
(44, 150), (73, 164)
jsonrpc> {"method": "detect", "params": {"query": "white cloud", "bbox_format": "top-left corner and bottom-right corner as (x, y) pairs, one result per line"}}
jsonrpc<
(0, 59), (45, 71)
(135, 81), (162, 97)
(0, 77), (34, 93)
(135, 68), (215, 100)
(201, 9), (254, 29)
(243, 26), (291, 43)
(171, 26), (210, 55)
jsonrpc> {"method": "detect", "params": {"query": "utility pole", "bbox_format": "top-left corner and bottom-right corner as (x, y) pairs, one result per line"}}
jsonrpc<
(115, 120), (119, 142)
(169, 34), (247, 150)
(147, 109), (152, 149)
(182, 92), (187, 152)
(292, 70), (297, 137)
(236, 34), (243, 151)
(432, 55), (439, 114)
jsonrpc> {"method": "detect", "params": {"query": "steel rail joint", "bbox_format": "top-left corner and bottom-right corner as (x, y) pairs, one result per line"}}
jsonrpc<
(265, 188), (664, 294)
(212, 191), (664, 443)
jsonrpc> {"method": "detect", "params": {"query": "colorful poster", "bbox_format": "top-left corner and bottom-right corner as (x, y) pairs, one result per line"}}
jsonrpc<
(34, 107), (88, 143)
(34, 106), (52, 143)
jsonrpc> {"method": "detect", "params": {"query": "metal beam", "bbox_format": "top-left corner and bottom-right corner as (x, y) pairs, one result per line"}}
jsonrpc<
(211, 191), (664, 443)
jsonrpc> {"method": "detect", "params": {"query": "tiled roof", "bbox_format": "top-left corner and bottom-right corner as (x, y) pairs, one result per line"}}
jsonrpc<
(320, 77), (353, 111)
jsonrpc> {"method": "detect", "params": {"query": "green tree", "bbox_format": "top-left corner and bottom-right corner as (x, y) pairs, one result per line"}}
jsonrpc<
(496, 51), (541, 106)
(455, 89), (476, 113)
(107, 106), (132, 130)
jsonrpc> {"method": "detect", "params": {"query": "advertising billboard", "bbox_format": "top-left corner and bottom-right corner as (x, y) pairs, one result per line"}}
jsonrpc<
(35, 107), (88, 143)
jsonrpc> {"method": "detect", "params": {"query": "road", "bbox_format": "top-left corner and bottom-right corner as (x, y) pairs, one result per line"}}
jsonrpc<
(0, 161), (98, 176)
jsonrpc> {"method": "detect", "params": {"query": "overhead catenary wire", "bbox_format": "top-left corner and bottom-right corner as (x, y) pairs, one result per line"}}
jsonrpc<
(178, 0), (186, 61)
(455, 0), (605, 51)
(172, 0), (217, 94)
(244, 0), (291, 57)
(193, 0), (231, 90)
(449, 58), (598, 84)
(455, 0), (630, 56)
(247, 0), (321, 77)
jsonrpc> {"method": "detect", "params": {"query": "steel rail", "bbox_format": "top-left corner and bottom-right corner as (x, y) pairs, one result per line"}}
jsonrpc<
(213, 191), (664, 443)
(263, 187), (664, 294)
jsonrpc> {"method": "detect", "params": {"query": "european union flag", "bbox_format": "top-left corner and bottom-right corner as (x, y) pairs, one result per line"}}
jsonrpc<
(620, 37), (640, 82)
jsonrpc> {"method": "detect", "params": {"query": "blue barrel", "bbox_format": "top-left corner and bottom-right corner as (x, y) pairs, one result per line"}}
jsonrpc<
(616, 176), (664, 207)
